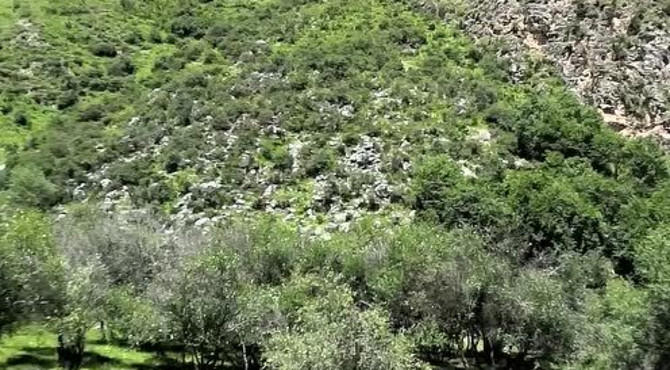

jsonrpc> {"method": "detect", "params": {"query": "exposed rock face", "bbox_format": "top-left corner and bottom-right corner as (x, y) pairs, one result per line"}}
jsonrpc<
(415, 0), (670, 140)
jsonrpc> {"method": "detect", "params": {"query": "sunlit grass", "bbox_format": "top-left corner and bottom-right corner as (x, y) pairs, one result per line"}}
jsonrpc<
(0, 326), (161, 370)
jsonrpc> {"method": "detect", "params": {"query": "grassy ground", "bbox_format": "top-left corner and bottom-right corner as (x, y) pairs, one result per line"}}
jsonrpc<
(0, 326), (168, 369)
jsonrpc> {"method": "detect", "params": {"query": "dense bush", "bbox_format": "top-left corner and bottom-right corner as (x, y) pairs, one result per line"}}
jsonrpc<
(412, 156), (510, 229)
(90, 42), (118, 58)
(170, 15), (208, 39)
(107, 56), (135, 77)
(7, 165), (61, 209)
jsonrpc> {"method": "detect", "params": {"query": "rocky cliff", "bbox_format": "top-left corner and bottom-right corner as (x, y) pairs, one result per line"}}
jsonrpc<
(413, 0), (670, 140)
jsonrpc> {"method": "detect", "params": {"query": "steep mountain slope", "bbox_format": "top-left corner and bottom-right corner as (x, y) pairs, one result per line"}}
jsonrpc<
(4, 0), (661, 236)
(410, 0), (670, 139)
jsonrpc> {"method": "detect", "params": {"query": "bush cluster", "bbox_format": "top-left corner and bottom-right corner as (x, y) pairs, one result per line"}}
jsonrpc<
(3, 210), (670, 368)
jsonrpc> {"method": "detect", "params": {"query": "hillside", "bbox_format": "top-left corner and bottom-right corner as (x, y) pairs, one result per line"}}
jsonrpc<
(1, 0), (670, 369)
(411, 0), (670, 139)
(3, 0), (665, 233)
(6, 0), (535, 232)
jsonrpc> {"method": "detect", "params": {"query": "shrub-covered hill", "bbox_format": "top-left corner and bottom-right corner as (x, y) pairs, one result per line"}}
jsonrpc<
(1, 0), (667, 238)
(4, 0), (670, 369)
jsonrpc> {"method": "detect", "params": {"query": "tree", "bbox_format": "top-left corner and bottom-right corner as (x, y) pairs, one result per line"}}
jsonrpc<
(55, 207), (168, 292)
(633, 225), (670, 366)
(56, 266), (107, 370)
(487, 268), (582, 365)
(263, 274), (428, 370)
(412, 156), (510, 230)
(505, 168), (605, 256)
(162, 250), (243, 369)
(52, 208), (175, 361)
(365, 225), (508, 362)
(0, 211), (64, 334)
(568, 279), (649, 369)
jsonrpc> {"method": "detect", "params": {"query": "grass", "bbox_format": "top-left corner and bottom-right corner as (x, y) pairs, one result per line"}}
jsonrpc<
(0, 326), (168, 370)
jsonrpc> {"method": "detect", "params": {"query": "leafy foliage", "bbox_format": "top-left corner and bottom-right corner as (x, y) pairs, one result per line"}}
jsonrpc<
(0, 211), (64, 334)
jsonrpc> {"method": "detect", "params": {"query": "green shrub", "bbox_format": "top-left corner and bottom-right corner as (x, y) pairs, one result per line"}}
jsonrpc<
(502, 85), (638, 178)
(107, 158), (153, 186)
(303, 147), (336, 177)
(170, 15), (207, 39)
(505, 169), (605, 255)
(152, 54), (184, 71)
(90, 42), (118, 57)
(632, 225), (670, 366)
(119, 0), (134, 11)
(107, 56), (136, 76)
(7, 166), (61, 209)
(13, 111), (29, 127)
(176, 40), (207, 61)
(78, 105), (106, 122)
(148, 28), (163, 43)
(57, 90), (79, 109)
(412, 156), (510, 229)
(620, 138), (668, 188)
(123, 29), (144, 44)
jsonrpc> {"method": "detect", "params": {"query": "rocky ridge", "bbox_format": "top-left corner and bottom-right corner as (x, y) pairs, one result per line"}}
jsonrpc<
(415, 0), (670, 140)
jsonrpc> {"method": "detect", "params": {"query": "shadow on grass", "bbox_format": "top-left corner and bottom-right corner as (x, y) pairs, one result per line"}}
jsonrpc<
(133, 358), (254, 370)
(4, 346), (130, 369)
(5, 353), (56, 368)
(133, 357), (193, 370)
(82, 352), (128, 368)
(3, 343), (241, 370)
(21, 346), (54, 357)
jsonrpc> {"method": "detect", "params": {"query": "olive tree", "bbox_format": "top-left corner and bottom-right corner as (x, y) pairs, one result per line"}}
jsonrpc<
(52, 207), (177, 363)
(262, 274), (428, 370)
(0, 211), (64, 334)
(161, 250), (243, 369)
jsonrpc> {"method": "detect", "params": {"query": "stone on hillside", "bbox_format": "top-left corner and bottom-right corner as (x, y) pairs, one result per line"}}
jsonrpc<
(238, 154), (252, 168)
(100, 179), (112, 190)
(469, 128), (492, 143)
(194, 217), (211, 228)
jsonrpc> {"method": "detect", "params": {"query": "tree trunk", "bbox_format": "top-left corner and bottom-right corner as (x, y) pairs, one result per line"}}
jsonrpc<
(57, 332), (85, 370)
(243, 343), (249, 370)
(483, 335), (496, 366)
(467, 330), (478, 354)
(100, 321), (106, 342)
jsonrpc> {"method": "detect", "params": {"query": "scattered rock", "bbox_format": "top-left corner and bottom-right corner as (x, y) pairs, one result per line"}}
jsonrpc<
(194, 217), (211, 228)
(100, 179), (112, 190)
(469, 128), (492, 144)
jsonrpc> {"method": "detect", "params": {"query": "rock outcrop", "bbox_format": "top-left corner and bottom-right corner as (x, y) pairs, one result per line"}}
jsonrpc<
(414, 0), (670, 140)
